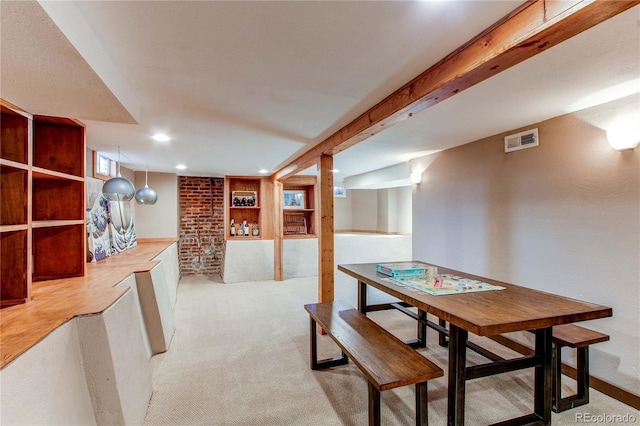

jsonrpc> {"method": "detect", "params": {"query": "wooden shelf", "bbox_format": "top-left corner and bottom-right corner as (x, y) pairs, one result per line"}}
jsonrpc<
(32, 167), (84, 181)
(225, 176), (274, 240)
(283, 234), (317, 239)
(0, 158), (29, 170)
(1, 100), (86, 308)
(32, 220), (85, 228)
(283, 175), (317, 238)
(0, 224), (29, 233)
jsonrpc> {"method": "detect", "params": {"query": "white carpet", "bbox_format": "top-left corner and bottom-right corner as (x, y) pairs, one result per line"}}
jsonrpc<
(143, 275), (638, 425)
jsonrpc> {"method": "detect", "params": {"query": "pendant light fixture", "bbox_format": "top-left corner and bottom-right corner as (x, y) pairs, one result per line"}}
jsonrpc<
(102, 147), (135, 202)
(135, 167), (158, 205)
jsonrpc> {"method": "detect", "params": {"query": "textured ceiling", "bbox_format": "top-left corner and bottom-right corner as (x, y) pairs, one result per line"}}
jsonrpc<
(1, 1), (638, 183)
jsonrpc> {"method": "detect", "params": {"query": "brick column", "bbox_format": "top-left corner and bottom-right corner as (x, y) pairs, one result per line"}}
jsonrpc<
(178, 177), (225, 276)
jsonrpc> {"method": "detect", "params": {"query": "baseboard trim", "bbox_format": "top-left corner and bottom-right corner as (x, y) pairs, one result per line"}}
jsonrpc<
(487, 335), (640, 410)
(335, 229), (410, 235)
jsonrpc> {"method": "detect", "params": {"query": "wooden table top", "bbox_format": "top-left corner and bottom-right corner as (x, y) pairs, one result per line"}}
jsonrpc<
(0, 239), (177, 369)
(338, 262), (612, 336)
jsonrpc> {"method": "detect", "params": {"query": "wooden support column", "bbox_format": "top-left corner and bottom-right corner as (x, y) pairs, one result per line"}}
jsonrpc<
(317, 154), (334, 303)
(274, 179), (283, 281)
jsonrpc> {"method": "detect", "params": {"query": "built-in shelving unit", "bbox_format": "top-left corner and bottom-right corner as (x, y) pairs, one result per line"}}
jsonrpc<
(0, 100), (86, 308)
(1, 102), (31, 307)
(225, 176), (274, 240)
(31, 115), (86, 283)
(282, 175), (317, 238)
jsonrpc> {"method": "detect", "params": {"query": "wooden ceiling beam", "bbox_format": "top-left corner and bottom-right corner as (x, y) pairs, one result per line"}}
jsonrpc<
(271, 0), (638, 181)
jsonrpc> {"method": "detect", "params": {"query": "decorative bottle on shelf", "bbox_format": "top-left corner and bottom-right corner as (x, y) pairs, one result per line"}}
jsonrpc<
(230, 219), (235, 236)
(252, 221), (259, 236)
(243, 220), (250, 237)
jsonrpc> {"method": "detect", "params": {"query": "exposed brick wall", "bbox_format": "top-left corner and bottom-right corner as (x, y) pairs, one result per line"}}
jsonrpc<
(179, 177), (225, 276)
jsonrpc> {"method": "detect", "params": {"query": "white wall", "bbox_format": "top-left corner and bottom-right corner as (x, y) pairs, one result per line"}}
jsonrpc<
(0, 321), (96, 425)
(377, 186), (412, 234)
(334, 193), (352, 230)
(134, 171), (179, 239)
(393, 186), (412, 234)
(411, 109), (639, 395)
(335, 187), (412, 234)
(377, 189), (390, 232)
(350, 189), (378, 231)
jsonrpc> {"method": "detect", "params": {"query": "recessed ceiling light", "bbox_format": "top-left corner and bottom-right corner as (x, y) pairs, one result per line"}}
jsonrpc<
(176, 164), (187, 170)
(259, 169), (268, 174)
(152, 133), (170, 142)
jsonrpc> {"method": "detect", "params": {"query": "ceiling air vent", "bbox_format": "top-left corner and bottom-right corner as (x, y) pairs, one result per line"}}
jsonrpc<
(504, 128), (539, 153)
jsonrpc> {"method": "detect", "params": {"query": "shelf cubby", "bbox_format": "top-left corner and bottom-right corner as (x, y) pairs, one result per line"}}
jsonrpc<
(225, 176), (274, 240)
(283, 175), (317, 237)
(1, 165), (28, 226)
(32, 224), (85, 282)
(1, 230), (30, 306)
(32, 174), (84, 221)
(33, 117), (84, 177)
(1, 104), (29, 165)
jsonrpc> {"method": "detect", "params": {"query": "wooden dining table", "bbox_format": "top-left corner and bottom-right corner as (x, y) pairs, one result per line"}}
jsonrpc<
(337, 262), (612, 426)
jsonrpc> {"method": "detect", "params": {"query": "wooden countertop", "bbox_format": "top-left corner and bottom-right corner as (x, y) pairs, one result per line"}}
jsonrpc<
(0, 239), (177, 369)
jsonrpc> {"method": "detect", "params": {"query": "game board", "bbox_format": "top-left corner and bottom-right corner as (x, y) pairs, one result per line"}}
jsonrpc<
(383, 273), (505, 296)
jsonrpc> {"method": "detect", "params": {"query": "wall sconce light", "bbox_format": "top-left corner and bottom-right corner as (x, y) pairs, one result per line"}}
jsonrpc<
(135, 168), (158, 205)
(102, 147), (135, 201)
(607, 126), (640, 151)
(410, 171), (422, 185)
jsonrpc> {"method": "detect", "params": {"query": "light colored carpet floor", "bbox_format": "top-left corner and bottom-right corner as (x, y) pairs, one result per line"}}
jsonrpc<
(143, 274), (638, 425)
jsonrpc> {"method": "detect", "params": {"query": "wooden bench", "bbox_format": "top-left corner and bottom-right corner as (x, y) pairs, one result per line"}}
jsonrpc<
(552, 323), (609, 413)
(304, 300), (443, 426)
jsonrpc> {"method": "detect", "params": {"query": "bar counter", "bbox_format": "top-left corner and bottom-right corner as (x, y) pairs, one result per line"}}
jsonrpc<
(0, 239), (177, 368)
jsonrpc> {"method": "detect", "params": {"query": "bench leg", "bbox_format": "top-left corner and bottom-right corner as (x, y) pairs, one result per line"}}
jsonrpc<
(416, 382), (428, 426)
(576, 347), (590, 403)
(309, 317), (349, 370)
(553, 343), (590, 413)
(368, 382), (381, 426)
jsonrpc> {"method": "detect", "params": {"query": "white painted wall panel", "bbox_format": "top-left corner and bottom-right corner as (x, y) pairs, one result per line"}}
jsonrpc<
(411, 111), (639, 395)
(224, 239), (274, 283)
(76, 287), (153, 425)
(0, 321), (96, 425)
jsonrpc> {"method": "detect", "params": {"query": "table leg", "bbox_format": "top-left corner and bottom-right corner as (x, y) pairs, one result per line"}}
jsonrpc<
(358, 280), (368, 314)
(417, 309), (427, 348)
(310, 317), (318, 369)
(439, 319), (449, 347)
(534, 327), (553, 425)
(448, 324), (468, 426)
